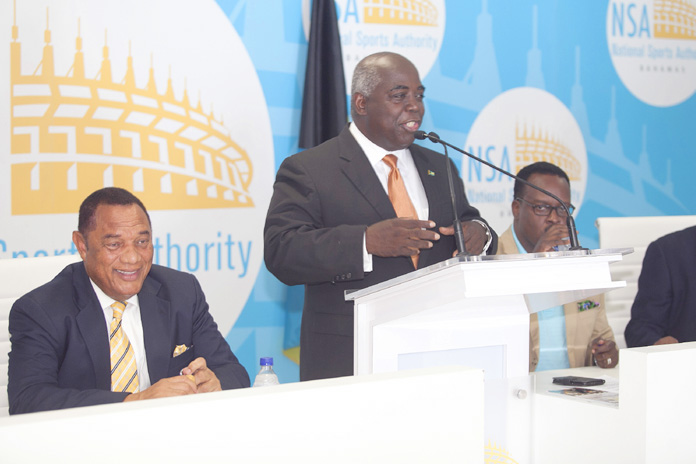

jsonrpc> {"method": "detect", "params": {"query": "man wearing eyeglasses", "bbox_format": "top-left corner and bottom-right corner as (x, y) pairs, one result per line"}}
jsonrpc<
(497, 161), (618, 372)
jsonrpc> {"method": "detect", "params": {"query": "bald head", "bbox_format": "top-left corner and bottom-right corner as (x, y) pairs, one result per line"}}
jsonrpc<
(349, 52), (425, 151)
(350, 52), (419, 120)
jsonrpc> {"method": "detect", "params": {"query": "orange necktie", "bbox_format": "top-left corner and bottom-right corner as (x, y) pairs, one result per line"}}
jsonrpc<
(383, 154), (419, 269)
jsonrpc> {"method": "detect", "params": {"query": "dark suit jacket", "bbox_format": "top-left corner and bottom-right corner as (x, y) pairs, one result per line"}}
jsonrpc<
(625, 226), (696, 347)
(264, 125), (497, 381)
(8, 262), (249, 414)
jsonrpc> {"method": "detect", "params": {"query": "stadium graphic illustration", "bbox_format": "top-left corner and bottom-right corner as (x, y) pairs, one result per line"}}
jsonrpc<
(10, 9), (253, 215)
(653, 0), (696, 39)
(363, 0), (439, 26)
(515, 122), (582, 182)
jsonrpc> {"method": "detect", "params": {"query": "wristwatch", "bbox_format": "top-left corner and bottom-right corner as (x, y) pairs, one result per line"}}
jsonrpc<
(470, 219), (493, 254)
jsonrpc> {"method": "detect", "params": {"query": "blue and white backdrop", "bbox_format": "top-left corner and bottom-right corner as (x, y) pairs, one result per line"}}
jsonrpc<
(1, 0), (695, 384)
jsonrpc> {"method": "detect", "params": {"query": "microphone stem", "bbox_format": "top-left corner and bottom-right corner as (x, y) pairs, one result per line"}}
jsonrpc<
(442, 143), (469, 256)
(453, 219), (468, 257)
(566, 215), (581, 249)
(429, 134), (585, 251)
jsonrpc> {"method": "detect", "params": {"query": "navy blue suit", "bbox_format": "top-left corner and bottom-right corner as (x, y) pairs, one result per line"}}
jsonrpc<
(264, 125), (496, 381)
(625, 226), (696, 347)
(8, 262), (249, 414)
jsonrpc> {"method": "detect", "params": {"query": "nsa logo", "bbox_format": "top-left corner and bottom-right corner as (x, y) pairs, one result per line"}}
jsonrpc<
(607, 0), (696, 106)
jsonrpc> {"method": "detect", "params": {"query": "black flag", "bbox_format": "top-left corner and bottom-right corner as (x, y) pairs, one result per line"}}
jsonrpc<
(298, 0), (347, 149)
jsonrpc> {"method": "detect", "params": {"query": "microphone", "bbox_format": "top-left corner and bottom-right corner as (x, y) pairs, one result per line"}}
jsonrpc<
(414, 130), (584, 251)
(414, 131), (469, 256)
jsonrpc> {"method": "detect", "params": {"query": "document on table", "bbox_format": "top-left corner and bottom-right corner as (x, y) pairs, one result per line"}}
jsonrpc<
(547, 376), (619, 407)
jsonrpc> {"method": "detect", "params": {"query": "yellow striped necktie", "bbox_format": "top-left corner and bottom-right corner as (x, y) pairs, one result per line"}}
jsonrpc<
(383, 154), (419, 269)
(109, 301), (139, 393)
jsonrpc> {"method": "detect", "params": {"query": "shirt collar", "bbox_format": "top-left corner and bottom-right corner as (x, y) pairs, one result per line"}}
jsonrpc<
(511, 224), (528, 255)
(349, 122), (409, 168)
(88, 278), (139, 311)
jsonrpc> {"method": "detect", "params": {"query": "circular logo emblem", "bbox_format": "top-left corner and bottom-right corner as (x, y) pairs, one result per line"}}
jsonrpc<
(464, 87), (587, 235)
(303, 0), (445, 83)
(2, 0), (274, 334)
(606, 0), (696, 107)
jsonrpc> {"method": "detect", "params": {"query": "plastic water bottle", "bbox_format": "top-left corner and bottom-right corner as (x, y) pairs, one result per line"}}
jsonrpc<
(253, 356), (280, 387)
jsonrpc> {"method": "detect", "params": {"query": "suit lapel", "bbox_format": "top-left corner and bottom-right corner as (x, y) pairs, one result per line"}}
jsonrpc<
(139, 276), (171, 383)
(337, 127), (396, 221)
(412, 144), (447, 225)
(72, 264), (111, 391)
(563, 302), (578, 367)
(411, 145), (446, 267)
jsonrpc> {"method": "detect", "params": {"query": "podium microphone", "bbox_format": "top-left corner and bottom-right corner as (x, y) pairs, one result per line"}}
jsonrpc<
(414, 130), (585, 251)
(414, 131), (468, 256)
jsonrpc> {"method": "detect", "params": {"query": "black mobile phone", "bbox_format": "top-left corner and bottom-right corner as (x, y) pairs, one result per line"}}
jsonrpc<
(552, 376), (605, 387)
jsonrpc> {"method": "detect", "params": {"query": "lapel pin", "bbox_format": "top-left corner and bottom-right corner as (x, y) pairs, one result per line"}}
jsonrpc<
(427, 170), (435, 176)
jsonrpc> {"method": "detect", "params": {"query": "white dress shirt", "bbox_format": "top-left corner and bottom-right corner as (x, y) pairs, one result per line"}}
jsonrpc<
(349, 123), (429, 272)
(349, 123), (429, 220)
(348, 123), (492, 271)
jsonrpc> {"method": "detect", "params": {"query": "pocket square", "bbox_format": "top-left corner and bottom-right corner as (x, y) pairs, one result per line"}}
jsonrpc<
(173, 344), (191, 357)
(577, 300), (600, 312)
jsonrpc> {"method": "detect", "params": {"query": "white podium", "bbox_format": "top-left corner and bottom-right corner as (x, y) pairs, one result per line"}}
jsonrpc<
(346, 249), (629, 464)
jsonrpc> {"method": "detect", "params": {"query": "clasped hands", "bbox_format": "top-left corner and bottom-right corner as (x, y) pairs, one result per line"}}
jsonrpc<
(365, 217), (488, 258)
(123, 357), (221, 402)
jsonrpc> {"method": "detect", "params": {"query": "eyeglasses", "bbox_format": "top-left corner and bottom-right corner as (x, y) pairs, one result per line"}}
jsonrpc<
(515, 197), (575, 217)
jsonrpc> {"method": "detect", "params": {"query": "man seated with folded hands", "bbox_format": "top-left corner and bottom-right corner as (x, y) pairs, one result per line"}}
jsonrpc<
(8, 187), (249, 414)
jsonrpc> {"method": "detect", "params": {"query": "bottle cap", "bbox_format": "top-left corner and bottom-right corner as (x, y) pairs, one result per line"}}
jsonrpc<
(260, 356), (273, 366)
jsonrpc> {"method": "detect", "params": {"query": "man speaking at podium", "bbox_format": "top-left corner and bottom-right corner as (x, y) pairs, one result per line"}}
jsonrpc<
(496, 161), (618, 371)
(264, 52), (497, 381)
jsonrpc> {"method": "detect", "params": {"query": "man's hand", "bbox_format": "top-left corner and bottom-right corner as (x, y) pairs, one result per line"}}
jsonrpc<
(439, 220), (488, 255)
(532, 223), (570, 253)
(123, 375), (197, 402)
(123, 357), (221, 403)
(592, 338), (619, 368)
(654, 335), (679, 345)
(366, 218), (438, 257)
(181, 357), (222, 393)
